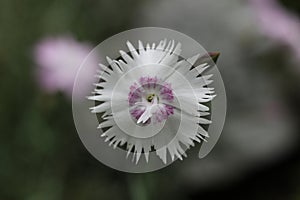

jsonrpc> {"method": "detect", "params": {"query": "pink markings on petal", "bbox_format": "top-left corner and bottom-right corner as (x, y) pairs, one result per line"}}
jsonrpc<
(160, 83), (174, 102)
(152, 104), (174, 123)
(130, 107), (151, 124)
(153, 105), (168, 123)
(164, 104), (174, 115)
(130, 107), (146, 120)
(139, 76), (158, 89)
(128, 82), (143, 106)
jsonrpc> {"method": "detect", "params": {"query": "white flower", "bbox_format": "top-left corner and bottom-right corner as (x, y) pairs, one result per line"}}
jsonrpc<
(88, 39), (215, 164)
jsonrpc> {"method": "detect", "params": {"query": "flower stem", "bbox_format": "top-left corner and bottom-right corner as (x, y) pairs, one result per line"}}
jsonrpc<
(128, 174), (154, 200)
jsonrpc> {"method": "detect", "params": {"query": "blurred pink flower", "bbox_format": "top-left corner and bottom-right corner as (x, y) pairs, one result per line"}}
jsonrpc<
(34, 36), (97, 98)
(250, 0), (300, 61)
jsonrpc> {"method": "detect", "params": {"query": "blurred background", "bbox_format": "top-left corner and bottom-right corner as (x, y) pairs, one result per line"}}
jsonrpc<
(1, 0), (300, 199)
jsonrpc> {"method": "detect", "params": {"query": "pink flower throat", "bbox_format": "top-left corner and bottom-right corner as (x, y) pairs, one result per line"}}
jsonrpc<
(128, 76), (174, 124)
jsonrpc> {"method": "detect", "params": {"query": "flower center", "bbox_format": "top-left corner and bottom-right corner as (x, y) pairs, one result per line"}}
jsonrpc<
(146, 93), (158, 103)
(128, 76), (174, 124)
